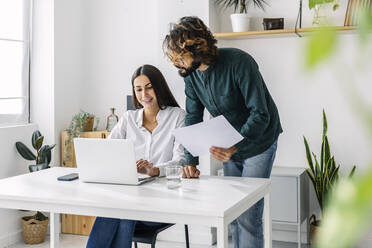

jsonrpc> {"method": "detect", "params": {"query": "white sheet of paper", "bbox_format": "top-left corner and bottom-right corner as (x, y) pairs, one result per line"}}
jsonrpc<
(172, 115), (244, 157)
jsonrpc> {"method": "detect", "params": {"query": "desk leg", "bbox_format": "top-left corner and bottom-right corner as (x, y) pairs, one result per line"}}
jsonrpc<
(297, 222), (301, 248)
(264, 192), (272, 248)
(217, 218), (228, 248)
(50, 212), (60, 248)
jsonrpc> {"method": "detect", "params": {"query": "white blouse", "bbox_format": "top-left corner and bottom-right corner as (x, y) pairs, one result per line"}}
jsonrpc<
(108, 106), (186, 176)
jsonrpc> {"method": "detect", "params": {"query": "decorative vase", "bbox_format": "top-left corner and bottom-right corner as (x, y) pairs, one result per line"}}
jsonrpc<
(312, 3), (333, 26)
(106, 107), (119, 131)
(22, 215), (49, 244)
(231, 13), (251, 32)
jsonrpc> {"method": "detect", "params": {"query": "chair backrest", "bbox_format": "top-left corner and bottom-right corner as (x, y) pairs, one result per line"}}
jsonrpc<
(127, 95), (136, 111)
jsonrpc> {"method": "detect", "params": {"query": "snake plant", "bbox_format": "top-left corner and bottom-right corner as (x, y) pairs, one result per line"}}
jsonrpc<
(215, 0), (268, 13)
(304, 110), (356, 215)
(15, 130), (56, 172)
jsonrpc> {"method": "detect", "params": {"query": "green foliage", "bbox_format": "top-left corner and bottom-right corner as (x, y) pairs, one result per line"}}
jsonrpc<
(316, 169), (372, 247)
(304, 12), (372, 247)
(358, 8), (372, 45)
(215, 0), (268, 13)
(64, 110), (94, 163)
(304, 110), (356, 214)
(309, 0), (337, 10)
(15, 130), (56, 172)
(306, 6), (372, 68)
(66, 110), (94, 139)
(15, 142), (36, 161)
(305, 27), (337, 69)
(35, 211), (48, 221)
(309, 0), (339, 25)
(32, 130), (43, 150)
(16, 131), (50, 222)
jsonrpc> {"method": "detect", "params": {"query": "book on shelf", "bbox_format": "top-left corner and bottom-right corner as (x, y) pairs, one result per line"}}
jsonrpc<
(345, 0), (372, 26)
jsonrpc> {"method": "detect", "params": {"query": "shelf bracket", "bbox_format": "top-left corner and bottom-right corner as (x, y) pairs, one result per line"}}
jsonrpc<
(295, 29), (302, 38)
(299, 0), (303, 28)
(295, 0), (303, 37)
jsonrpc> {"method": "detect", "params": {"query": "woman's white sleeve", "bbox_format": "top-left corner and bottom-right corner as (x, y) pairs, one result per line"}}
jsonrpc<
(155, 110), (186, 177)
(107, 112), (128, 139)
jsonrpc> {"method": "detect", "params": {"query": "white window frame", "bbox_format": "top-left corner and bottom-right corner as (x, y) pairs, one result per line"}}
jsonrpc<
(0, 0), (32, 126)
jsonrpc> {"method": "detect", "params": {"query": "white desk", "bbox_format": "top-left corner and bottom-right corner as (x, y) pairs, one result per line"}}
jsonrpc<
(0, 167), (272, 248)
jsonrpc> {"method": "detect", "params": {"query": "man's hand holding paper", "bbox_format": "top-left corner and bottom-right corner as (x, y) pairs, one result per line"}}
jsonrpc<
(173, 115), (244, 174)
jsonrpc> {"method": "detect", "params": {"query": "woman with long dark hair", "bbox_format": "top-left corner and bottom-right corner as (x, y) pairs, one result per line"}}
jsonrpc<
(86, 64), (186, 248)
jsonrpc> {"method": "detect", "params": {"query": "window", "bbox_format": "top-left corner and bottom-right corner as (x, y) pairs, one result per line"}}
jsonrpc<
(0, 0), (31, 125)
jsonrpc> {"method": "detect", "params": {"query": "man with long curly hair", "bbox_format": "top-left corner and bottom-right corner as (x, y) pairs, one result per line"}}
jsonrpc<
(163, 16), (283, 248)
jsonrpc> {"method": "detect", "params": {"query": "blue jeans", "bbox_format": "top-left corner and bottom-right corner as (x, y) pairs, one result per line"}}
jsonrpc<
(223, 139), (278, 248)
(86, 217), (163, 248)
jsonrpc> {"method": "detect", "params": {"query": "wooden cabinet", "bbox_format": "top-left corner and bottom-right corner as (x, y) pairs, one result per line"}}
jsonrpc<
(60, 130), (110, 235)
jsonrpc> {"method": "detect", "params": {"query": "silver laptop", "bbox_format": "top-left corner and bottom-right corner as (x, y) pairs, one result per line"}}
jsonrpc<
(73, 138), (155, 185)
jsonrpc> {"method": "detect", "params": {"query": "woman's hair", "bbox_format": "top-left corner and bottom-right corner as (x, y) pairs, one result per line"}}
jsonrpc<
(131, 64), (179, 109)
(163, 16), (218, 66)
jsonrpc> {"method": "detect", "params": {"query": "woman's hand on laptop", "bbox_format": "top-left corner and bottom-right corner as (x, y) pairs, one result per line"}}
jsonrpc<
(136, 159), (160, 177)
(182, 165), (200, 179)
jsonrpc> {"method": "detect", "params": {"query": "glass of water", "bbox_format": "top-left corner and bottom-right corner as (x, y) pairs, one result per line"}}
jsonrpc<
(165, 165), (183, 189)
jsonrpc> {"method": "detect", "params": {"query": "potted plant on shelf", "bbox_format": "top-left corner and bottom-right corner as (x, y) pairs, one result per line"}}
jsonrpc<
(303, 110), (356, 243)
(64, 110), (95, 163)
(15, 130), (55, 244)
(215, 0), (268, 32)
(309, 0), (339, 26)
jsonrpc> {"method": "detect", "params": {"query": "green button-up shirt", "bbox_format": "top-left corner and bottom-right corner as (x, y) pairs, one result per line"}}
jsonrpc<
(184, 48), (282, 165)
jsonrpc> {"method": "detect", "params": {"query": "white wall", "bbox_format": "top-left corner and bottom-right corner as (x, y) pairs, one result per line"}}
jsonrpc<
(78, 0), (159, 130)
(30, 0), (55, 152)
(54, 0), (83, 166)
(0, 124), (38, 247)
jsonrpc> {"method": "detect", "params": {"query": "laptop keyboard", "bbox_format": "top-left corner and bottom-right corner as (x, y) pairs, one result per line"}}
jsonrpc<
(138, 173), (150, 181)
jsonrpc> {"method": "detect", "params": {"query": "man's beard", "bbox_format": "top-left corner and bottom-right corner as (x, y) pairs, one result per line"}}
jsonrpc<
(177, 60), (201, 78)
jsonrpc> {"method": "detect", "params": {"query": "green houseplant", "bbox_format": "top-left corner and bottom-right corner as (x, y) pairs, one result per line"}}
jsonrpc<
(64, 110), (95, 163)
(66, 110), (95, 139)
(16, 130), (56, 172)
(309, 0), (339, 25)
(15, 130), (54, 244)
(303, 110), (356, 241)
(215, 0), (268, 32)
(215, 0), (267, 13)
(304, 10), (372, 247)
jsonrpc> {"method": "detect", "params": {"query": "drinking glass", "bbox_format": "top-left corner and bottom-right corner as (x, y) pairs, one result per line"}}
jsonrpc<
(165, 165), (183, 189)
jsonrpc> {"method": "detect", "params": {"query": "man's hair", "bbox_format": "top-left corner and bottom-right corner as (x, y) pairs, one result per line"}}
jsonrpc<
(131, 64), (179, 109)
(163, 16), (218, 66)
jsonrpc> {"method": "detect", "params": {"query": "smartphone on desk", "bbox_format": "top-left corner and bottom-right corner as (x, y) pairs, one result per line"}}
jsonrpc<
(57, 173), (79, 181)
